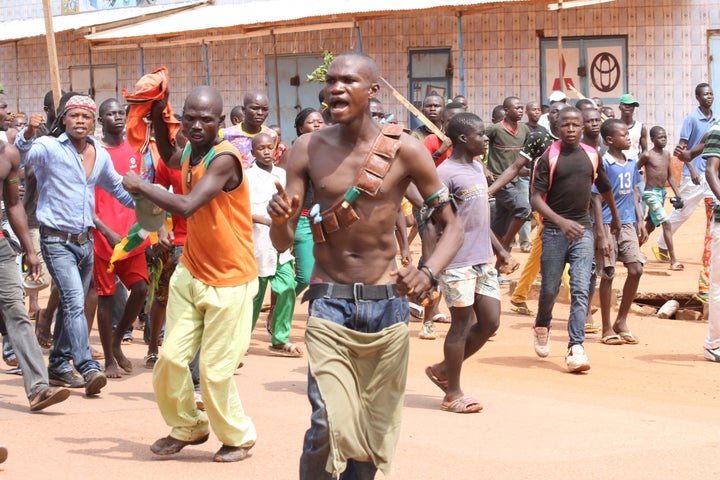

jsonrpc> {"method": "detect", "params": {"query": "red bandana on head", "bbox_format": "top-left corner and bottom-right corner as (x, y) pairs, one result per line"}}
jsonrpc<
(63, 95), (97, 117)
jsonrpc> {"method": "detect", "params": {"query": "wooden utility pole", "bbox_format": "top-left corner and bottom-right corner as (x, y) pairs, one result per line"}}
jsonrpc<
(42, 0), (62, 112)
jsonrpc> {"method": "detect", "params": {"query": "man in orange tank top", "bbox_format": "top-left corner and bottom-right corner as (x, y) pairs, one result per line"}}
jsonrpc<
(123, 85), (258, 463)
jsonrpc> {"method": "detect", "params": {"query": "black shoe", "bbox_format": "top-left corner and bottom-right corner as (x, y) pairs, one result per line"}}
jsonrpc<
(49, 369), (84, 388)
(151, 434), (209, 455)
(84, 370), (107, 396)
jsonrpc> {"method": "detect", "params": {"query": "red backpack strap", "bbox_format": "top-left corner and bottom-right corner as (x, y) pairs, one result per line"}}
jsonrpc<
(579, 142), (599, 182)
(530, 140), (562, 196)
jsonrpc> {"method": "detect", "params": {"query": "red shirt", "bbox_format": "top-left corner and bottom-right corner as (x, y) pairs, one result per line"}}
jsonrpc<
(423, 134), (452, 167)
(93, 140), (146, 260)
(155, 160), (187, 246)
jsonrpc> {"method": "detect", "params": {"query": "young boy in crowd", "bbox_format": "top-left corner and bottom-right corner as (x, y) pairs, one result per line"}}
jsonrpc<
(247, 132), (300, 356)
(593, 119), (647, 346)
(638, 126), (684, 270)
(530, 107), (620, 373)
(424, 112), (502, 413)
(601, 106), (615, 119)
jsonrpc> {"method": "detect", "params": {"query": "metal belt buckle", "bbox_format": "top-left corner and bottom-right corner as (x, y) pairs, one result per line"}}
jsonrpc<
(77, 231), (89, 245)
(353, 282), (364, 301)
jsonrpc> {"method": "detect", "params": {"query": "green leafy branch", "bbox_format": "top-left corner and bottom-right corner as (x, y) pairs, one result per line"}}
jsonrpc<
(306, 50), (334, 83)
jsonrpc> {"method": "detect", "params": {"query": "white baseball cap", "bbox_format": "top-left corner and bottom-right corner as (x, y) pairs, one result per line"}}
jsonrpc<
(549, 91), (567, 103)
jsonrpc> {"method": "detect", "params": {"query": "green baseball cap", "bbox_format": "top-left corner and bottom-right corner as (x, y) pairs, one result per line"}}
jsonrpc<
(619, 93), (640, 107)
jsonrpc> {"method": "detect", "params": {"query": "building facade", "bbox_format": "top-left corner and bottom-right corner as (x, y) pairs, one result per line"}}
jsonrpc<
(1, 0), (719, 144)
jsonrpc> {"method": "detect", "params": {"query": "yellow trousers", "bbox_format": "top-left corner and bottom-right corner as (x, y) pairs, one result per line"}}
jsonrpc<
(511, 218), (571, 304)
(153, 263), (258, 447)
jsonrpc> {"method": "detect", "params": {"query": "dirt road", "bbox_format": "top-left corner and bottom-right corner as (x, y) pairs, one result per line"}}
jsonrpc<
(0, 202), (717, 479)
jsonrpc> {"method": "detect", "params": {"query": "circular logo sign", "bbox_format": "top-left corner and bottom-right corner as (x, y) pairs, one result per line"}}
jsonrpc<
(590, 53), (620, 93)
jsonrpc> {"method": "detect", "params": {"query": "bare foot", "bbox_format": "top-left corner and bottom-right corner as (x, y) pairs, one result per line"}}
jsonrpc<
(612, 320), (629, 335)
(113, 350), (134, 373)
(104, 363), (122, 379)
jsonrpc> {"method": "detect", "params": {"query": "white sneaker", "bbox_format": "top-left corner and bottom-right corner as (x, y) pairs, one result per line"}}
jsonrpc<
(419, 321), (437, 340)
(704, 347), (720, 362)
(566, 344), (591, 373)
(533, 327), (550, 357)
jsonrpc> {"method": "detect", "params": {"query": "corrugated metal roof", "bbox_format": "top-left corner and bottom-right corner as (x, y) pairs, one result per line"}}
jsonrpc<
(0, 0), (208, 43)
(85, 0), (526, 42)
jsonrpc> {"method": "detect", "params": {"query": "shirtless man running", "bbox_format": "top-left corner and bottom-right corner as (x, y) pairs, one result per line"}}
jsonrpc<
(268, 51), (463, 480)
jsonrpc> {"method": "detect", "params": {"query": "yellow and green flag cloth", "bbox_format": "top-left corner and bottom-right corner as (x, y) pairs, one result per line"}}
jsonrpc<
(107, 223), (159, 273)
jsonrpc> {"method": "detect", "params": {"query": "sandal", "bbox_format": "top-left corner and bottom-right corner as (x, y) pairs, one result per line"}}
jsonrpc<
(29, 386), (70, 412)
(600, 334), (623, 345)
(510, 301), (533, 316)
(669, 262), (684, 271)
(432, 313), (450, 324)
(34, 309), (53, 349)
(409, 302), (424, 320)
(585, 323), (600, 334)
(617, 331), (639, 344)
(498, 257), (520, 275)
(144, 353), (159, 369)
(441, 394), (483, 413)
(268, 343), (303, 357)
(652, 246), (670, 263)
(425, 366), (448, 392)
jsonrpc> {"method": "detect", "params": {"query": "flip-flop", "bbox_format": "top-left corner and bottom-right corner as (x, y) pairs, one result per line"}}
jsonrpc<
(268, 343), (303, 357)
(441, 394), (483, 414)
(409, 302), (424, 320)
(669, 262), (684, 271)
(652, 246), (670, 263)
(432, 313), (450, 324)
(29, 386), (70, 412)
(600, 334), (623, 345)
(425, 366), (448, 392)
(510, 301), (533, 316)
(617, 331), (639, 344)
(498, 257), (520, 275)
(585, 323), (600, 334)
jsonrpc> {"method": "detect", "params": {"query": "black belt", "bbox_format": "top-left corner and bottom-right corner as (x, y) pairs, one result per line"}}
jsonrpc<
(302, 283), (398, 302)
(40, 226), (90, 245)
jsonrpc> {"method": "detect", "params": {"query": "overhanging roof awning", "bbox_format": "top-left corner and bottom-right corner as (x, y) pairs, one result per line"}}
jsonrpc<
(85, 0), (528, 44)
(0, 0), (209, 44)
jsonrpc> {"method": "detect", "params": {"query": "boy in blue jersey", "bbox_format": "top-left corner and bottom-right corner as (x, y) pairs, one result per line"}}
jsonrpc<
(592, 119), (647, 346)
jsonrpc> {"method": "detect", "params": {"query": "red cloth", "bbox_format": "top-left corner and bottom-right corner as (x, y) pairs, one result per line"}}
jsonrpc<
(423, 134), (452, 167)
(123, 67), (181, 155)
(275, 140), (288, 162)
(92, 140), (148, 260)
(155, 160), (187, 246)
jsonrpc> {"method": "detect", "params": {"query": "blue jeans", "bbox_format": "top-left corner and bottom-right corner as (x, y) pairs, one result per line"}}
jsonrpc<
(300, 294), (409, 480)
(535, 227), (594, 347)
(41, 233), (100, 376)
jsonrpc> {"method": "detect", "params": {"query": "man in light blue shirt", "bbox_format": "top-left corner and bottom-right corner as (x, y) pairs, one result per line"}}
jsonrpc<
(16, 95), (133, 396)
(655, 83), (716, 301)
